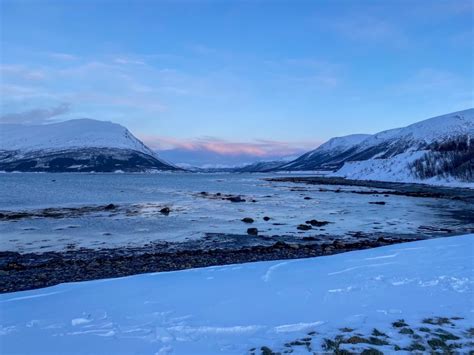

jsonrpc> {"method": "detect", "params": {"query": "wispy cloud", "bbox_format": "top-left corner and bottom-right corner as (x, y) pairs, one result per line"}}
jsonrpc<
(331, 15), (402, 43)
(0, 102), (71, 124)
(1, 64), (46, 81)
(113, 57), (146, 65)
(46, 52), (79, 61)
(140, 135), (320, 158)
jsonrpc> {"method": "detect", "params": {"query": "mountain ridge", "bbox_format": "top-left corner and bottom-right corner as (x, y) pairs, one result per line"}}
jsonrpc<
(244, 109), (473, 183)
(0, 119), (177, 172)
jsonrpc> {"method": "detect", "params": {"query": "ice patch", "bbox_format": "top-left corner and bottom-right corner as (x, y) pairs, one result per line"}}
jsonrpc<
(328, 262), (396, 276)
(71, 318), (92, 326)
(273, 321), (324, 333)
(1, 291), (63, 303)
(167, 325), (262, 335)
(262, 261), (293, 282)
(365, 253), (398, 260)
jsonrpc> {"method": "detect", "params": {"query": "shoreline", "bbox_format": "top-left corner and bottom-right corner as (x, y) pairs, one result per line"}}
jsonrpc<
(266, 176), (474, 202)
(0, 231), (456, 293)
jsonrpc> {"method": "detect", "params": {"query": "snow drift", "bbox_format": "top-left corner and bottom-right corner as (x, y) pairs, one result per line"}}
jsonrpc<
(1, 234), (472, 354)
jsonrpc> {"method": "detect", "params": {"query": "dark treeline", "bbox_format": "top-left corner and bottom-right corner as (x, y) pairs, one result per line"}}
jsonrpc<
(410, 135), (473, 181)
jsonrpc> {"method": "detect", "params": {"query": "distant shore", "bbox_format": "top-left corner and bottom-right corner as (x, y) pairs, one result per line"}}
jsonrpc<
(266, 176), (474, 202)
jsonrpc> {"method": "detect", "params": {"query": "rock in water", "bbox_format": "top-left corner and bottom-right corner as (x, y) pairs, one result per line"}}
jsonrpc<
(242, 218), (254, 223)
(247, 228), (258, 236)
(160, 207), (171, 215)
(306, 219), (330, 227)
(297, 224), (312, 231)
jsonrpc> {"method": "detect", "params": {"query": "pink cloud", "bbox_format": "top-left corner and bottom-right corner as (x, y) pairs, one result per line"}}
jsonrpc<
(138, 135), (321, 158)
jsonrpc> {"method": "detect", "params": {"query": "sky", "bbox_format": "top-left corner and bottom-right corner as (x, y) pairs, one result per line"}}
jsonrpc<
(1, 0), (473, 166)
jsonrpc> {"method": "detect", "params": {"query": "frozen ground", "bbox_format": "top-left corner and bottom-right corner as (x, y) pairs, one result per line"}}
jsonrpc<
(1, 173), (473, 253)
(1, 234), (472, 354)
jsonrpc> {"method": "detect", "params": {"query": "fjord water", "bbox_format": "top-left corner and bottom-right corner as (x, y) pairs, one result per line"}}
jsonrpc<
(1, 173), (472, 253)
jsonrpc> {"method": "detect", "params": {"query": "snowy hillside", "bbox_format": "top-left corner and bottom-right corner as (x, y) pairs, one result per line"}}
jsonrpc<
(234, 160), (289, 173)
(316, 134), (373, 152)
(0, 119), (177, 172)
(279, 109), (474, 184)
(358, 109), (474, 148)
(278, 134), (371, 171)
(1, 234), (472, 354)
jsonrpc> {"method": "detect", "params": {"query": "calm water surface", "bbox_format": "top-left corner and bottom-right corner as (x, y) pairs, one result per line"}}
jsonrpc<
(1, 173), (472, 253)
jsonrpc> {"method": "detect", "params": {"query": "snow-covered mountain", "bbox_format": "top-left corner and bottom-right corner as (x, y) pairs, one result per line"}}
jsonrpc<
(233, 160), (288, 173)
(277, 109), (474, 183)
(0, 119), (177, 172)
(277, 134), (371, 171)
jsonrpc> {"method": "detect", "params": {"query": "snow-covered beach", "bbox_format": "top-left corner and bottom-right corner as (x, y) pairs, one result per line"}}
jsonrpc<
(1, 234), (473, 354)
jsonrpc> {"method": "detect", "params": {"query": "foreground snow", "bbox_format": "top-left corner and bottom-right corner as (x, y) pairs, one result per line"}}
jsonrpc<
(1, 235), (473, 354)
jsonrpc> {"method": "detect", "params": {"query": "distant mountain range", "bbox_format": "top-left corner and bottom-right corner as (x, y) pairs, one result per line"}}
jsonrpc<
(238, 109), (474, 183)
(0, 119), (177, 172)
(1, 109), (472, 183)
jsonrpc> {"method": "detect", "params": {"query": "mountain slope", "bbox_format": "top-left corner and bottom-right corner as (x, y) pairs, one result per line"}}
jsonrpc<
(277, 109), (474, 183)
(278, 134), (371, 171)
(0, 119), (177, 172)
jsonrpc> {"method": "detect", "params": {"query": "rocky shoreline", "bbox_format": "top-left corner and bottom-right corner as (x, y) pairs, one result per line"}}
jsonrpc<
(0, 231), (455, 293)
(2, 177), (473, 294)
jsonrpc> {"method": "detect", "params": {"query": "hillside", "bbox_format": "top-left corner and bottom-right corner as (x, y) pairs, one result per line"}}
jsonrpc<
(277, 109), (474, 184)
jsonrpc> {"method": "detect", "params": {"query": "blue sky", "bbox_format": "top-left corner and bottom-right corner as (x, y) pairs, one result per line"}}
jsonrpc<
(1, 0), (472, 164)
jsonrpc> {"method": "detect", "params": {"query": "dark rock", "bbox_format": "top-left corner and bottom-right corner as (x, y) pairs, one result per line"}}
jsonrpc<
(306, 219), (330, 227)
(241, 217), (254, 223)
(263, 216), (271, 221)
(304, 197), (312, 200)
(406, 342), (426, 352)
(297, 224), (312, 231)
(371, 328), (387, 337)
(369, 201), (386, 205)
(361, 348), (383, 355)
(345, 336), (369, 344)
(160, 207), (171, 215)
(227, 196), (245, 203)
(392, 319), (408, 328)
(260, 346), (275, 355)
(427, 338), (447, 350)
(272, 241), (288, 248)
(247, 228), (258, 236)
(104, 204), (117, 210)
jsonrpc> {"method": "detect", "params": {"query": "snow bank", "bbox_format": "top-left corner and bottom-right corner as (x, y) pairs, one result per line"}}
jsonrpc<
(1, 234), (473, 354)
